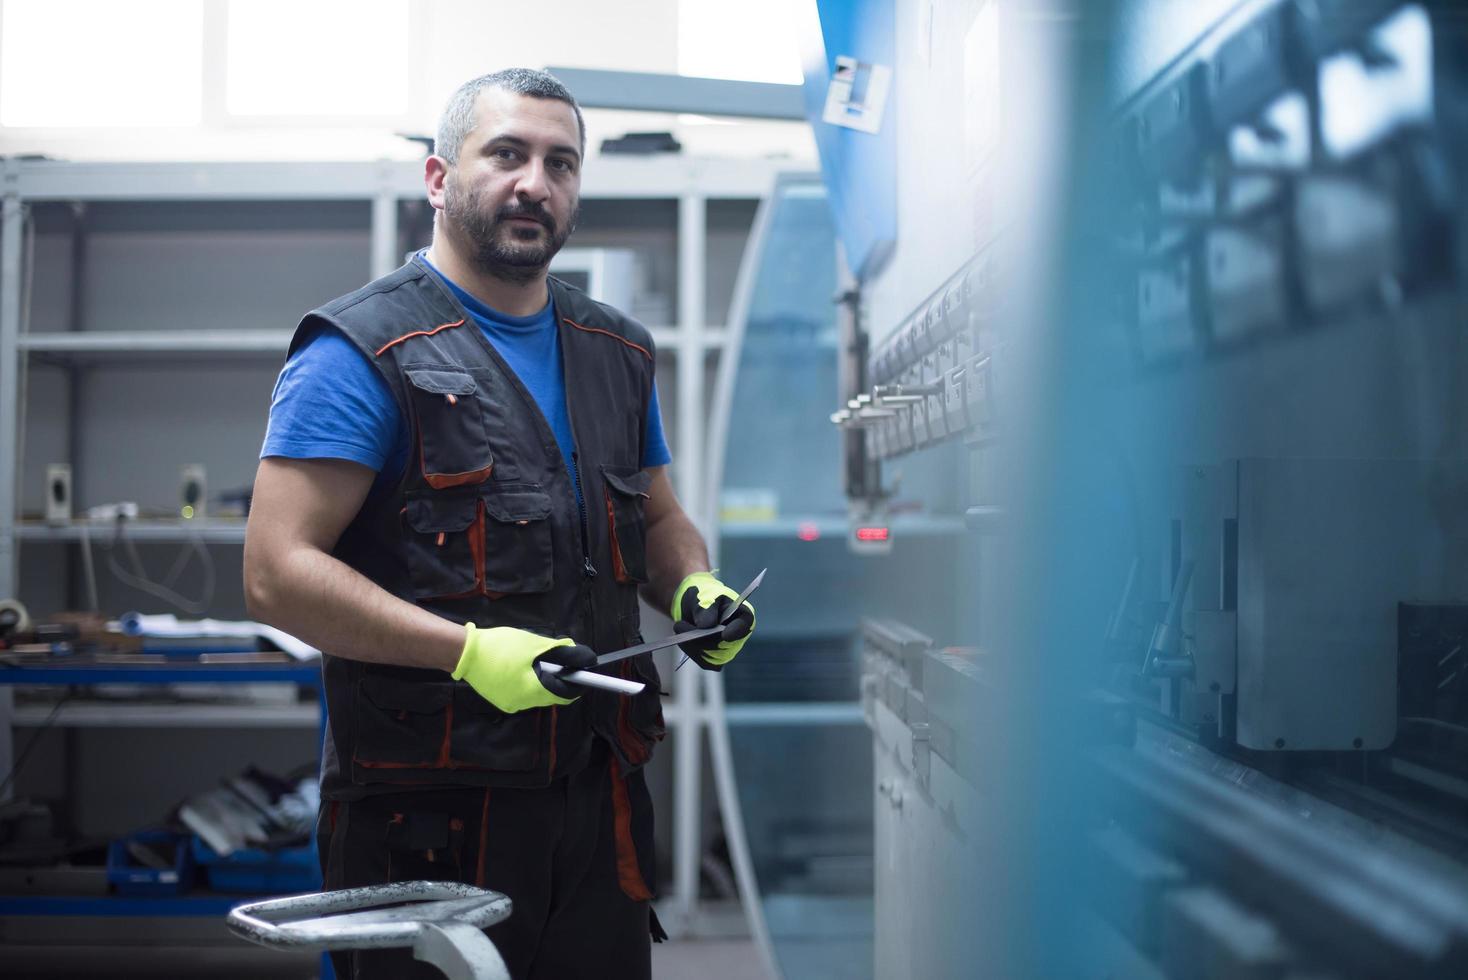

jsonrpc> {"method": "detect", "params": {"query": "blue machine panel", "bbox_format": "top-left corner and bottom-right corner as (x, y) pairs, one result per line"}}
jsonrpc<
(799, 0), (898, 282)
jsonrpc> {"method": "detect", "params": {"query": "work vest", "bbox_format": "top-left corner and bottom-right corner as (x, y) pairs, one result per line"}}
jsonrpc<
(295, 254), (666, 800)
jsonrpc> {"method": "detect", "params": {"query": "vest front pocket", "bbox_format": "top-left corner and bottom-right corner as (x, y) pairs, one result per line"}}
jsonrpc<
(353, 674), (452, 769)
(629, 655), (666, 738)
(448, 685), (541, 771)
(481, 489), (554, 595)
(406, 367), (494, 489)
(601, 465), (651, 584)
(613, 652), (665, 767)
(403, 492), (482, 600)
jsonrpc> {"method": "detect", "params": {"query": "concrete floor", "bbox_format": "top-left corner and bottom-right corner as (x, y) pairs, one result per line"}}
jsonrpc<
(655, 938), (766, 980)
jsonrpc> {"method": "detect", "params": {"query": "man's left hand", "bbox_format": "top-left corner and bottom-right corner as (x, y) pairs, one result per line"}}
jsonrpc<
(671, 572), (756, 671)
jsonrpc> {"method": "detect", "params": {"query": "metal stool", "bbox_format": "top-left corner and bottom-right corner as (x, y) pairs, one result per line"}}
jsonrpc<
(227, 880), (514, 980)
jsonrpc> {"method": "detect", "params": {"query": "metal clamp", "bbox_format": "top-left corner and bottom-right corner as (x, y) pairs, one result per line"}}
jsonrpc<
(872, 382), (943, 404)
(910, 720), (932, 792)
(830, 405), (899, 428)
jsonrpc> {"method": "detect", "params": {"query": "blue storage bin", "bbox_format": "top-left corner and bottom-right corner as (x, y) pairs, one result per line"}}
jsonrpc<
(107, 831), (194, 896)
(190, 837), (320, 894)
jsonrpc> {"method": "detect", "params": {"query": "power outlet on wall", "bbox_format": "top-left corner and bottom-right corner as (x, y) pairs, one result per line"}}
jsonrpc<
(45, 464), (72, 523)
(180, 464), (207, 520)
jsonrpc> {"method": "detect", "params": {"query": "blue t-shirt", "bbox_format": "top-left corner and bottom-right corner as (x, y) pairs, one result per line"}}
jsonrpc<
(261, 261), (671, 501)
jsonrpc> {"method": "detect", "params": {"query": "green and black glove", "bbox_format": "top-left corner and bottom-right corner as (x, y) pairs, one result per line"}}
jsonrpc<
(452, 624), (597, 713)
(671, 572), (756, 671)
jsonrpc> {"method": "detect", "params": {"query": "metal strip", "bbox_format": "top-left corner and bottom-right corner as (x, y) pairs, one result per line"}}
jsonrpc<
(546, 67), (805, 120)
(0, 164), (23, 798)
(0, 166), (22, 600)
(370, 171), (399, 279)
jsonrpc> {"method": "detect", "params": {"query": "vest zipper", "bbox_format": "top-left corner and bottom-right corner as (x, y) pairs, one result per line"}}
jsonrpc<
(572, 450), (597, 578)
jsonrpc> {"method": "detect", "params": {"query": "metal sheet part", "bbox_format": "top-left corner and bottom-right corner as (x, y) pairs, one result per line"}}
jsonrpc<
(593, 625), (723, 668)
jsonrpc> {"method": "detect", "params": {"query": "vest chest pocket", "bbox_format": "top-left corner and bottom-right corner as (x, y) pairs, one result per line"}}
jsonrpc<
(406, 368), (493, 489)
(602, 465), (651, 585)
(403, 493), (482, 600)
(481, 489), (554, 595)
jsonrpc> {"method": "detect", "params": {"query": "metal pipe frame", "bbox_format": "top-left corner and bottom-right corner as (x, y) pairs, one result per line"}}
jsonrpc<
(701, 172), (825, 979)
(0, 162), (22, 603)
(669, 192), (707, 933)
(371, 172), (399, 279)
(0, 160), (23, 795)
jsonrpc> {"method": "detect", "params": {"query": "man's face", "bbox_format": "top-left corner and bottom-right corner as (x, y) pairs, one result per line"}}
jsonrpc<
(441, 88), (583, 278)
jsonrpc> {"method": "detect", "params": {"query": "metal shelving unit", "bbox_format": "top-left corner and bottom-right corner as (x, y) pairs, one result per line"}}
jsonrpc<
(20, 329), (294, 358)
(0, 660), (324, 958)
(0, 155), (768, 580)
(17, 326), (726, 363)
(0, 154), (781, 941)
(9, 156), (784, 203)
(15, 519), (250, 543)
(10, 701), (317, 729)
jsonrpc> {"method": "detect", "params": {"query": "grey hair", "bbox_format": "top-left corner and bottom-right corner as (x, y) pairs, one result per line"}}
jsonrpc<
(435, 68), (586, 163)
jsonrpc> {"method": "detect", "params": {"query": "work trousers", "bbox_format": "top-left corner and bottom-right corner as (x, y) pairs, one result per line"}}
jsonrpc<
(316, 741), (661, 979)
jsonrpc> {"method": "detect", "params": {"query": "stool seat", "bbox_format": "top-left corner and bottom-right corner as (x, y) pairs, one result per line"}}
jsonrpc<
(227, 881), (513, 980)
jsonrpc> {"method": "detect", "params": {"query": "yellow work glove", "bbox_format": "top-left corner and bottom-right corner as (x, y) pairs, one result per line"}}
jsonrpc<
(671, 572), (756, 671)
(451, 624), (597, 713)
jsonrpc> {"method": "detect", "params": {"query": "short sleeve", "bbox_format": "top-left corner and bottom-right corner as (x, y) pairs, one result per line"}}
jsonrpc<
(260, 321), (409, 479)
(642, 381), (673, 468)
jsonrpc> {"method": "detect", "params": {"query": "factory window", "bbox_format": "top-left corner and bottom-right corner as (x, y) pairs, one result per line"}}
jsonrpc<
(677, 0), (804, 85)
(0, 0), (204, 127)
(225, 0), (415, 118)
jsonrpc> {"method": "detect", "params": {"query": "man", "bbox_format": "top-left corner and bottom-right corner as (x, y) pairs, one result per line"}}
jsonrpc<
(243, 68), (754, 980)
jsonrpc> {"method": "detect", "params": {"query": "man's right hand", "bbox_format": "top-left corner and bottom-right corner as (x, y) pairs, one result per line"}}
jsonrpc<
(452, 624), (598, 713)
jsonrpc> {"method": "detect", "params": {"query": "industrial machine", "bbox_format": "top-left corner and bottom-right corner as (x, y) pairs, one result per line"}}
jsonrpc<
(812, 0), (1468, 976)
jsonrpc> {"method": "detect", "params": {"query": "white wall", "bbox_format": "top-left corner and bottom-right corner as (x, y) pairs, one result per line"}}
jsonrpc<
(0, 0), (815, 164)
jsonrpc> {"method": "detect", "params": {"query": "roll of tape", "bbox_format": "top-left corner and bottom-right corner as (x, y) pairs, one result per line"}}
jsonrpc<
(0, 598), (32, 635)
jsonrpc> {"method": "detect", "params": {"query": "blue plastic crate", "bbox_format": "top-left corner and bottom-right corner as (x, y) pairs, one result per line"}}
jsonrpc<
(190, 837), (320, 894)
(107, 831), (194, 896)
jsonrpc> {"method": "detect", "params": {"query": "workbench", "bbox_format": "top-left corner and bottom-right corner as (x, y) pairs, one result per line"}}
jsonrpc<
(0, 656), (325, 965)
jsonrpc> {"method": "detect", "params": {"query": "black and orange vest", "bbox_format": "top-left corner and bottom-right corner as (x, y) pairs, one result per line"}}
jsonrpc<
(295, 255), (665, 800)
